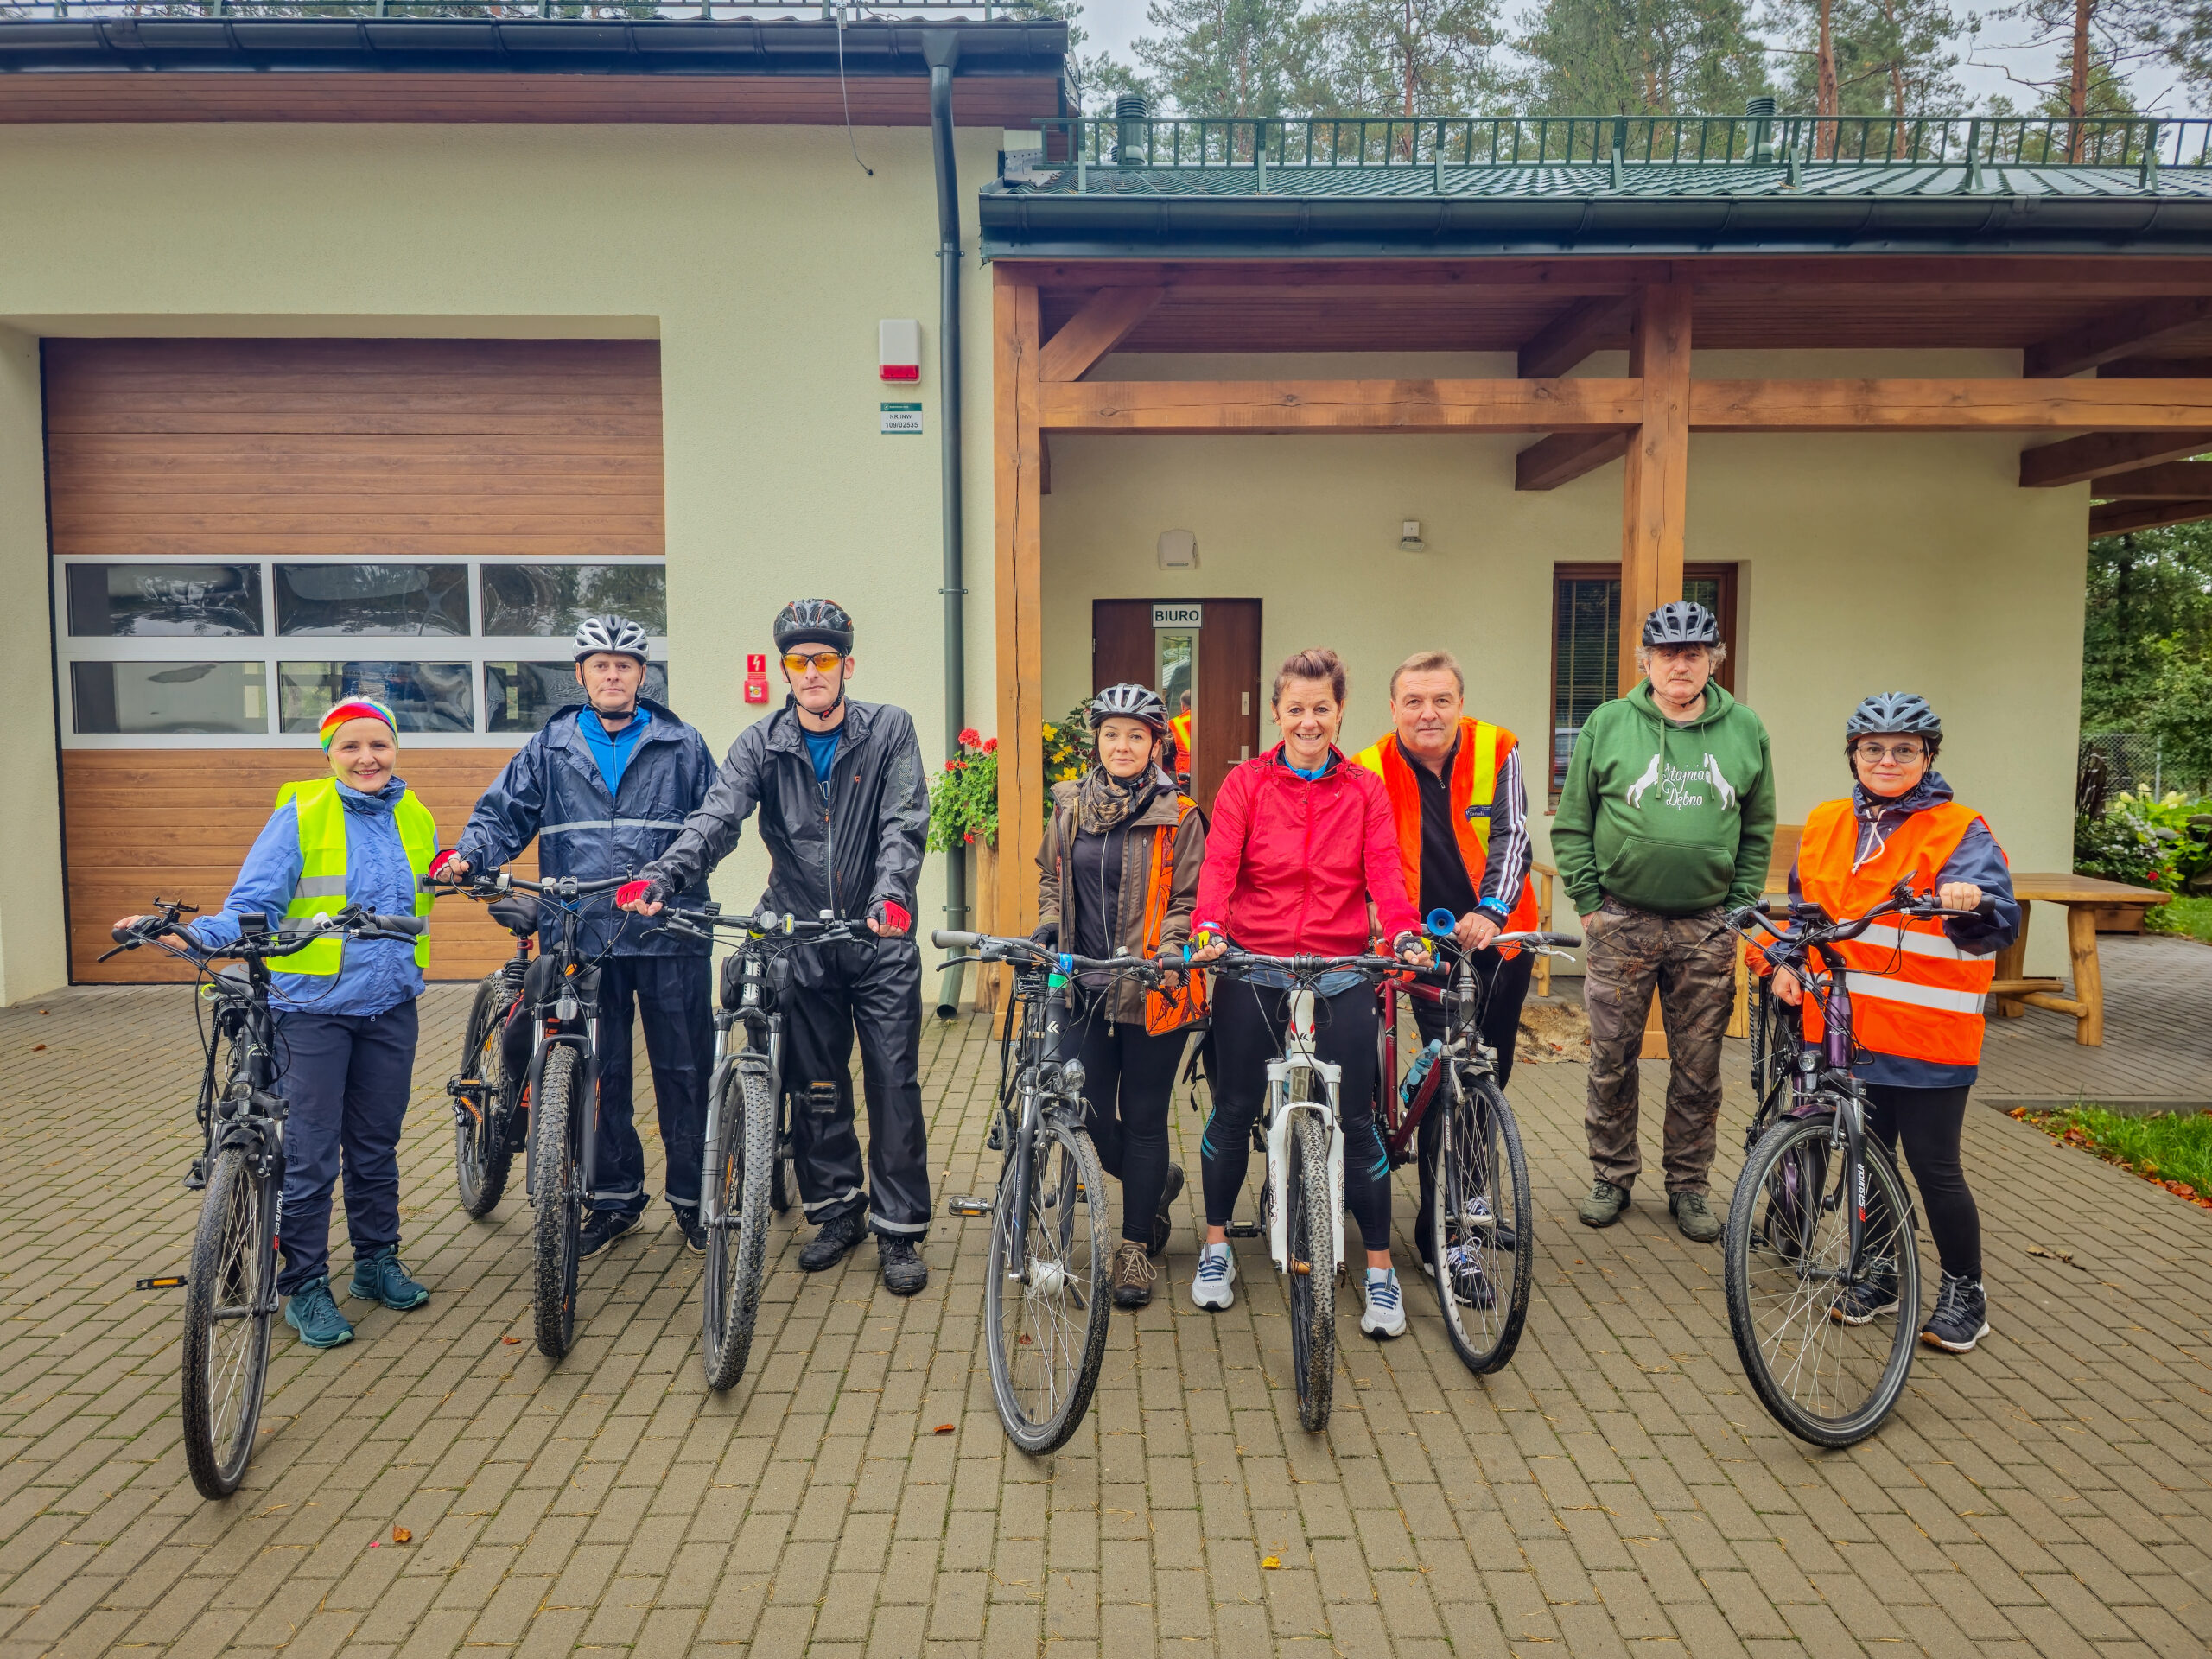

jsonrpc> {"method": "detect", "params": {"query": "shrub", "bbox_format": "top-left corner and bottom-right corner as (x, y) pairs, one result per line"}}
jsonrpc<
(926, 729), (998, 852)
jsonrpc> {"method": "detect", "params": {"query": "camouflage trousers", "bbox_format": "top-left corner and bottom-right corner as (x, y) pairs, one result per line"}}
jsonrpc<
(1582, 899), (1736, 1198)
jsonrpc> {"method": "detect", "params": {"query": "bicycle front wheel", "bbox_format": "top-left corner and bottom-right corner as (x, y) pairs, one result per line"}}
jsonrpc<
(1429, 1073), (1533, 1376)
(983, 1117), (1110, 1455)
(702, 1062), (778, 1392)
(181, 1144), (274, 1499)
(456, 974), (516, 1218)
(1284, 1109), (1338, 1433)
(1724, 1112), (1921, 1447)
(531, 1046), (584, 1360)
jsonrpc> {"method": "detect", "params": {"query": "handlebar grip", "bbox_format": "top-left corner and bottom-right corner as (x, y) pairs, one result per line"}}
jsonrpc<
(111, 920), (147, 944)
(1973, 895), (1999, 919)
(1534, 931), (1582, 949)
(932, 930), (982, 950)
(369, 914), (429, 937)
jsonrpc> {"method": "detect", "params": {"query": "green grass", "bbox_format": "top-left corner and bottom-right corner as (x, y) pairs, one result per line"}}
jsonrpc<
(2145, 893), (2212, 944)
(2018, 1104), (2212, 1205)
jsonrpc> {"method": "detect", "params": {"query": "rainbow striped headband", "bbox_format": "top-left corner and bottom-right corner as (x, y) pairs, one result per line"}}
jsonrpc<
(320, 698), (397, 750)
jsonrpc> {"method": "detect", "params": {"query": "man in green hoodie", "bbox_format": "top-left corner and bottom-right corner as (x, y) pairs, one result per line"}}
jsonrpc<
(1552, 601), (1776, 1243)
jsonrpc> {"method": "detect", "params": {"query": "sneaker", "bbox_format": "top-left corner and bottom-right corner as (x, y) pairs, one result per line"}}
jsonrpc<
(1191, 1243), (1236, 1310)
(1442, 1243), (1496, 1310)
(798, 1211), (868, 1273)
(1112, 1241), (1157, 1308)
(878, 1236), (929, 1297)
(578, 1211), (642, 1259)
(1360, 1268), (1408, 1338)
(1148, 1164), (1185, 1258)
(674, 1208), (707, 1256)
(1829, 1271), (1900, 1326)
(1669, 1191), (1722, 1244)
(1578, 1179), (1630, 1228)
(1921, 1272), (1990, 1353)
(346, 1246), (429, 1311)
(283, 1276), (354, 1350)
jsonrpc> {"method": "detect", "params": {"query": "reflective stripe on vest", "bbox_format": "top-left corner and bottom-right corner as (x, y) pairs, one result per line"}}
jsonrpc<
(1141, 796), (1209, 1036)
(1797, 797), (1999, 1066)
(1353, 721), (1539, 937)
(273, 778), (438, 976)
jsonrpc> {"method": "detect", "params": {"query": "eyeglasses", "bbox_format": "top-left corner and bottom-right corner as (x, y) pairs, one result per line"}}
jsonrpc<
(1853, 741), (1926, 763)
(782, 652), (845, 674)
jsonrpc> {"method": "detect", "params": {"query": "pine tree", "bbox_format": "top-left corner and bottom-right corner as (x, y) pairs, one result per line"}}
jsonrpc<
(1764, 0), (1965, 144)
(1316, 0), (1509, 116)
(1516, 0), (1772, 114)
(1130, 0), (1324, 117)
(1974, 0), (2162, 149)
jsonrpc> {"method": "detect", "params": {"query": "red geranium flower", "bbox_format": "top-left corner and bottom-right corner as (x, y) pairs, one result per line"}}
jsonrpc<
(982, 737), (999, 753)
(958, 728), (982, 748)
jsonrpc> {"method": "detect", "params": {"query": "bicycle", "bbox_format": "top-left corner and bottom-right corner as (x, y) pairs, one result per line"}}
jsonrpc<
(1376, 912), (1581, 1376)
(111, 897), (425, 1500)
(426, 869), (630, 1360)
(652, 904), (861, 1393)
(1721, 878), (1998, 1447)
(931, 930), (1166, 1455)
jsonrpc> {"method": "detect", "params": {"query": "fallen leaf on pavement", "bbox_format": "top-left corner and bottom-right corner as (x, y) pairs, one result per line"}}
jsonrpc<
(933, 1424), (955, 1434)
(501, 1336), (520, 1344)
(1261, 1557), (1281, 1569)
(392, 1527), (411, 1544)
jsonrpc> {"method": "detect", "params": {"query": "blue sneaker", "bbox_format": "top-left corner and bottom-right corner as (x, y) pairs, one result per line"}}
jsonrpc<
(283, 1276), (355, 1350)
(348, 1246), (430, 1311)
(1360, 1268), (1407, 1338)
(1191, 1243), (1236, 1310)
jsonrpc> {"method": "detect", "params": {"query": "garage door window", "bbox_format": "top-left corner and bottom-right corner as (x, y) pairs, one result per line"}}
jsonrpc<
(481, 565), (667, 638)
(69, 661), (267, 736)
(487, 660), (671, 734)
(275, 563), (469, 637)
(65, 563), (263, 639)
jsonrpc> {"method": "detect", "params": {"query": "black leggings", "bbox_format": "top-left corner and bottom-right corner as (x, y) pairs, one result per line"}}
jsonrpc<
(1865, 1082), (1981, 1281)
(1058, 999), (1182, 1245)
(1202, 979), (1391, 1254)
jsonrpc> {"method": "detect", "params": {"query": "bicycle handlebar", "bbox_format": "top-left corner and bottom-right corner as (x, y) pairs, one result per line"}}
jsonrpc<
(931, 931), (1172, 982)
(422, 870), (629, 901)
(1733, 887), (1999, 953)
(658, 906), (861, 945)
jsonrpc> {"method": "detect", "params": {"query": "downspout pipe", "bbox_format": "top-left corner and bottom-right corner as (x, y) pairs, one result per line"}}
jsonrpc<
(924, 30), (968, 1017)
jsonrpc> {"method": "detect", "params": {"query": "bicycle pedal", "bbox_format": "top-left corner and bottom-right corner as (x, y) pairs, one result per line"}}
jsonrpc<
(134, 1275), (188, 1292)
(182, 1160), (207, 1192)
(1225, 1221), (1262, 1239)
(986, 1120), (1004, 1151)
(944, 1195), (991, 1218)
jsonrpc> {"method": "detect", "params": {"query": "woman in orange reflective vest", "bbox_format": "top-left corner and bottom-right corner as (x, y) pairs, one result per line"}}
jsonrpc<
(1770, 693), (2018, 1355)
(1034, 684), (1208, 1309)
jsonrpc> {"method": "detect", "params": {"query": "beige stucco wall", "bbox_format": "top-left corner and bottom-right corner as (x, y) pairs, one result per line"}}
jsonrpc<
(1042, 351), (2088, 979)
(0, 121), (1006, 996)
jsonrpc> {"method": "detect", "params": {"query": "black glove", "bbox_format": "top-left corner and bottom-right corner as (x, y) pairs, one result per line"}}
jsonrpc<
(1031, 920), (1059, 949)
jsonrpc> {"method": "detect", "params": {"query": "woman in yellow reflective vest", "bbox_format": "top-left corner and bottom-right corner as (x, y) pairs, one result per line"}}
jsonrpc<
(121, 697), (440, 1351)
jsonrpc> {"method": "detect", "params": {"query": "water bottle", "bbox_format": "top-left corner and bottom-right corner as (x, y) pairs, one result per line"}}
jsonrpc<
(1400, 1039), (1445, 1107)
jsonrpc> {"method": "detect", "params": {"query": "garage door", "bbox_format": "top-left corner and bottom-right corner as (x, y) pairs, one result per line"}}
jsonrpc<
(48, 338), (666, 983)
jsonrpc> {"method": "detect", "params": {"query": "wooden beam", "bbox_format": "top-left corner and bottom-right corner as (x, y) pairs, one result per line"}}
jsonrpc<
(1517, 294), (1634, 379)
(1038, 286), (1166, 383)
(1039, 378), (1643, 435)
(2020, 431), (2212, 488)
(993, 271), (1045, 975)
(2088, 498), (2212, 537)
(2088, 461), (2212, 499)
(2024, 296), (2212, 379)
(1516, 430), (1630, 491)
(1690, 379), (2212, 433)
(1621, 284), (1691, 696)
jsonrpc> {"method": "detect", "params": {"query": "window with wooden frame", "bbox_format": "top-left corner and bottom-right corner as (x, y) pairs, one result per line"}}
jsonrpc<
(1550, 563), (1739, 801)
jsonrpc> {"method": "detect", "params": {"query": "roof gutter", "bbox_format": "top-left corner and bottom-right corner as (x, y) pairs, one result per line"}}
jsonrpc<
(925, 27), (968, 1016)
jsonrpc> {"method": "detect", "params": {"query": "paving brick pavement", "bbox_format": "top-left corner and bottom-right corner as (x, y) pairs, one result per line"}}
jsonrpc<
(1, 970), (2208, 1657)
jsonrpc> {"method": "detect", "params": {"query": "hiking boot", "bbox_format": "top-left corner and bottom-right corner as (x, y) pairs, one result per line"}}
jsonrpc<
(1921, 1272), (1990, 1353)
(1112, 1241), (1158, 1308)
(1359, 1268), (1408, 1338)
(1669, 1191), (1721, 1244)
(798, 1211), (868, 1272)
(1830, 1270), (1900, 1326)
(1577, 1179), (1630, 1228)
(878, 1236), (928, 1297)
(578, 1211), (642, 1260)
(1191, 1243), (1236, 1310)
(347, 1246), (429, 1311)
(1148, 1164), (1185, 1258)
(283, 1276), (354, 1350)
(674, 1207), (707, 1257)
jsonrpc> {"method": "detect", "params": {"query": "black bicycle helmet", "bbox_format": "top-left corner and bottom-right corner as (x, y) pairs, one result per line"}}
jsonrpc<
(1641, 601), (1721, 647)
(1088, 683), (1169, 735)
(1846, 692), (1942, 742)
(772, 598), (855, 656)
(572, 613), (650, 664)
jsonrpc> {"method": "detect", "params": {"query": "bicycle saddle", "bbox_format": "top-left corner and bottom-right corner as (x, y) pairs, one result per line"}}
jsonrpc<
(487, 893), (542, 938)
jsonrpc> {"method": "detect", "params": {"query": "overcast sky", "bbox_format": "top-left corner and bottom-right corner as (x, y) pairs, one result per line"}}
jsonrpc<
(1068, 0), (2194, 114)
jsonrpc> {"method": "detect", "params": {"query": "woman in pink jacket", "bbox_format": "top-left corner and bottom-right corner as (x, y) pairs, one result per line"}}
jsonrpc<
(1188, 648), (1424, 1336)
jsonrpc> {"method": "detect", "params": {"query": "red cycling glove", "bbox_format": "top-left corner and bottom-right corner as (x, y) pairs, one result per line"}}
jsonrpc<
(616, 880), (657, 909)
(874, 901), (912, 935)
(427, 849), (459, 880)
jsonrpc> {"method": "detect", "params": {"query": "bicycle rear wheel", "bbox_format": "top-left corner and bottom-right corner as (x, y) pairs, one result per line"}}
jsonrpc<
(702, 1061), (778, 1392)
(770, 1090), (795, 1215)
(983, 1117), (1111, 1455)
(1429, 1072), (1533, 1376)
(1283, 1109), (1337, 1433)
(531, 1046), (584, 1360)
(1724, 1112), (1921, 1447)
(181, 1144), (274, 1499)
(456, 974), (516, 1218)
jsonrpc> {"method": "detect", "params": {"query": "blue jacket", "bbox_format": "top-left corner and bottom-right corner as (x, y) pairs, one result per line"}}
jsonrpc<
(189, 777), (433, 1019)
(457, 698), (717, 958)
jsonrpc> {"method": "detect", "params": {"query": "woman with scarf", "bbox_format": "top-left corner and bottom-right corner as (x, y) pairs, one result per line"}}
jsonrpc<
(1033, 683), (1208, 1308)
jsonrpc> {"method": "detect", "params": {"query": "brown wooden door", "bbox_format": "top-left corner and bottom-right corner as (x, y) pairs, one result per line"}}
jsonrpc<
(1090, 598), (1262, 815)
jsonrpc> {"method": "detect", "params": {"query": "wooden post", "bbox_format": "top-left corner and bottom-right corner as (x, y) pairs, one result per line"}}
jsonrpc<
(993, 272), (1045, 1011)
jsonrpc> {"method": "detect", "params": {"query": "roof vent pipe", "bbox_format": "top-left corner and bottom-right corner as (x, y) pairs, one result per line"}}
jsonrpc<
(1745, 95), (1777, 164)
(1115, 92), (1149, 167)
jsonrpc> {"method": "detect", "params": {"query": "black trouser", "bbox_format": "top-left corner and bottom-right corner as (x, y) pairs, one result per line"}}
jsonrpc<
(785, 937), (930, 1237)
(1202, 979), (1391, 1254)
(274, 999), (419, 1294)
(591, 954), (713, 1220)
(1864, 1082), (1980, 1281)
(1057, 993), (1182, 1245)
(1409, 945), (1533, 1254)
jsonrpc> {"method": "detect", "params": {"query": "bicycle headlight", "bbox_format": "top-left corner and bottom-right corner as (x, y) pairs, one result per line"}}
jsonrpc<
(1060, 1059), (1085, 1096)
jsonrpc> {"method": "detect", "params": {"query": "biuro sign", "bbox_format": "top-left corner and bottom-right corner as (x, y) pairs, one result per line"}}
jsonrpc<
(1152, 603), (1202, 629)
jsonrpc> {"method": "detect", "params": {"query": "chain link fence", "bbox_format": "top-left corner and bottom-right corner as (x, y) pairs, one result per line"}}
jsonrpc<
(2079, 734), (2170, 816)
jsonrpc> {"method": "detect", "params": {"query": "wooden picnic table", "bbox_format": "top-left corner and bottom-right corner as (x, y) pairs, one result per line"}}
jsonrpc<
(1986, 874), (2170, 1046)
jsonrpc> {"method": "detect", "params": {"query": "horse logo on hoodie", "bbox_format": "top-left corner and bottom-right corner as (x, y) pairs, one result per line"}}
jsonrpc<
(1625, 750), (1738, 812)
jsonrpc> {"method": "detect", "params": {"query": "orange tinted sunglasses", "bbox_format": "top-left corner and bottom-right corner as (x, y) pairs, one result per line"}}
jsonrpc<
(782, 652), (844, 673)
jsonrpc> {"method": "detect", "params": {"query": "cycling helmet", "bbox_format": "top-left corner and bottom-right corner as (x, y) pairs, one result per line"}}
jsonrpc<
(772, 598), (855, 656)
(1846, 692), (1942, 742)
(1087, 683), (1169, 735)
(572, 614), (650, 664)
(1641, 601), (1721, 647)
